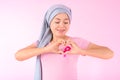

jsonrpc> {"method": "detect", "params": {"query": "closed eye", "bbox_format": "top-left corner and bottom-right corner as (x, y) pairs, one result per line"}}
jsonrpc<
(64, 22), (69, 24)
(55, 22), (60, 24)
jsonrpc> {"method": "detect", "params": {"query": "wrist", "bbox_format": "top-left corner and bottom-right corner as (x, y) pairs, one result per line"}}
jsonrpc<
(36, 47), (47, 55)
(79, 49), (86, 56)
(42, 47), (49, 53)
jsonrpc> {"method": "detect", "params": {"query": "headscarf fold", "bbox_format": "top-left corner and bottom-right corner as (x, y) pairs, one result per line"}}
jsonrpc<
(34, 4), (72, 80)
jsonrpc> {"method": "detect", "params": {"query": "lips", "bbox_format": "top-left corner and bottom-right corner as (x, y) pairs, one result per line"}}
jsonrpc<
(56, 29), (65, 32)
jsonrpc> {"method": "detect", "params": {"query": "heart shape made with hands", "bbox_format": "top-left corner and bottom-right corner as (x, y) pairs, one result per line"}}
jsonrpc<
(59, 44), (71, 57)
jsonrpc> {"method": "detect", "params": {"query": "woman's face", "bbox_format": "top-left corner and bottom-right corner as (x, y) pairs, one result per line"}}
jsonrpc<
(50, 13), (70, 37)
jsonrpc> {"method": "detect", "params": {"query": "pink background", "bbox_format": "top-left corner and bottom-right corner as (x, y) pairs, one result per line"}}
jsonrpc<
(0, 0), (120, 80)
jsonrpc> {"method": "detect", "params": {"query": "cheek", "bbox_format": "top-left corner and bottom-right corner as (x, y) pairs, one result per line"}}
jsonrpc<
(66, 25), (70, 30)
(50, 25), (56, 33)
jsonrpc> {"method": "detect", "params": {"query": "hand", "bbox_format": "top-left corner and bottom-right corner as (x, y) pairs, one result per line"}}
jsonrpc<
(44, 39), (65, 54)
(65, 39), (85, 56)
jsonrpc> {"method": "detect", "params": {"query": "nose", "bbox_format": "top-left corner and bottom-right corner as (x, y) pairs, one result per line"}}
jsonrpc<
(59, 22), (64, 27)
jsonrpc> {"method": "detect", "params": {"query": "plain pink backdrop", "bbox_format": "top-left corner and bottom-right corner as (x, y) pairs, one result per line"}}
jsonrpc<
(0, 0), (120, 80)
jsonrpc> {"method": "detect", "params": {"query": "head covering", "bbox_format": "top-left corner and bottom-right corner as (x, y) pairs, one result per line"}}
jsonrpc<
(34, 4), (72, 80)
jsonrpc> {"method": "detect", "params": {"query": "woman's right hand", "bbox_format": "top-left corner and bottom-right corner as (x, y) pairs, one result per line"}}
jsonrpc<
(43, 39), (65, 54)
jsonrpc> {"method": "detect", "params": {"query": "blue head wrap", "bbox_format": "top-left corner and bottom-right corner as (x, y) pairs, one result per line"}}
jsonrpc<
(34, 4), (72, 80)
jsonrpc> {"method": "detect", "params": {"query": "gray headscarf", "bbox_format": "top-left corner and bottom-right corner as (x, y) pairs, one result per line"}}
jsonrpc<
(34, 4), (72, 80)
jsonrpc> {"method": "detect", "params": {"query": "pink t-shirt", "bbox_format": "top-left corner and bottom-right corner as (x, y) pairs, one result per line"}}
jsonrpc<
(37, 37), (89, 80)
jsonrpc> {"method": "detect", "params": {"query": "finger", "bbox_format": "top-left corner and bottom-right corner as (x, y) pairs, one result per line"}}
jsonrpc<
(65, 40), (73, 47)
(57, 39), (66, 46)
(57, 50), (64, 54)
(52, 40), (62, 46)
(66, 40), (71, 46)
(68, 40), (77, 47)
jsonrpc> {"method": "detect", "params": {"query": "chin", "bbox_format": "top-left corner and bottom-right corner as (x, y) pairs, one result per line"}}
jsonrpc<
(56, 34), (65, 37)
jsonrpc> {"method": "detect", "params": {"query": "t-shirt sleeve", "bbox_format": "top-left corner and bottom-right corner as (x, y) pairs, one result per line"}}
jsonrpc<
(33, 40), (40, 46)
(72, 37), (90, 49)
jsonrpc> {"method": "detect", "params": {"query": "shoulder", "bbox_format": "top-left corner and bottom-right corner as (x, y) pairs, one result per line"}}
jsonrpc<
(69, 36), (88, 42)
(69, 36), (90, 49)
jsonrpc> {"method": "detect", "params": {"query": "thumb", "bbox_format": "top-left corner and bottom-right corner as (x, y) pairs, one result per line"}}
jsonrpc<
(57, 50), (64, 54)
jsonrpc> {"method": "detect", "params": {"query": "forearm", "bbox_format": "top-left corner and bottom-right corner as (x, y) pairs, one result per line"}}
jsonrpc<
(15, 47), (45, 61)
(80, 47), (114, 59)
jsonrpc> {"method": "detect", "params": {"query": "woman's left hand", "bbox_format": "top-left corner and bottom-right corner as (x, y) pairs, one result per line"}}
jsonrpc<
(65, 39), (85, 56)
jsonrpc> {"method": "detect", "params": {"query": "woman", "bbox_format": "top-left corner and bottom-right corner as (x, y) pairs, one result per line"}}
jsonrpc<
(15, 4), (113, 80)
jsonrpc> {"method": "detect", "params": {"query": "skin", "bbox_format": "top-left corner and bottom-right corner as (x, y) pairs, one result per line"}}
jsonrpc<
(15, 13), (114, 61)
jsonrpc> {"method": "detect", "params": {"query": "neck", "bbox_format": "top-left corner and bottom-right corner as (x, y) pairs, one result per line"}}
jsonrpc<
(52, 35), (69, 41)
